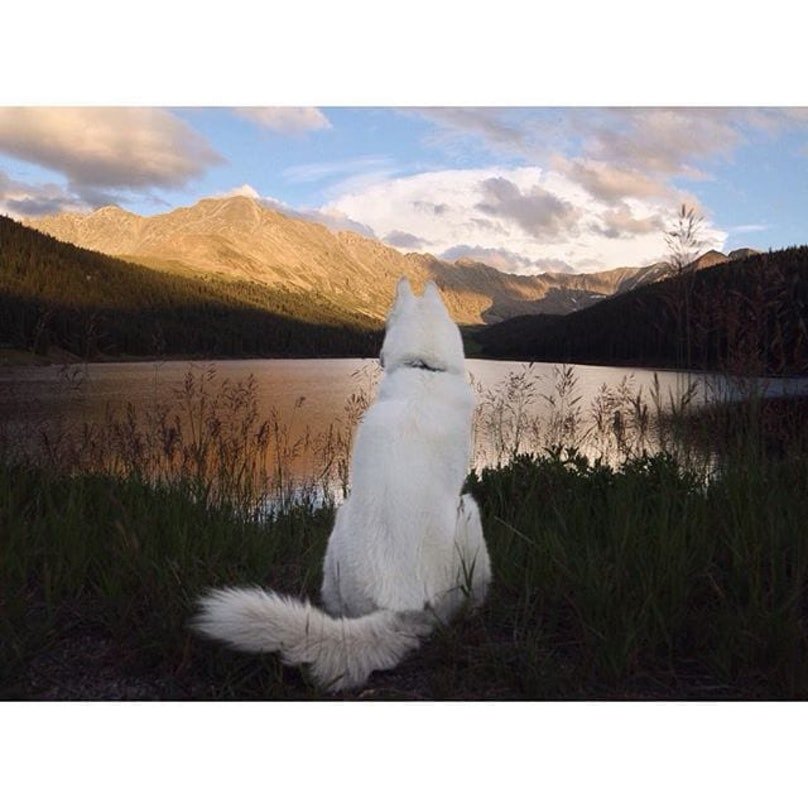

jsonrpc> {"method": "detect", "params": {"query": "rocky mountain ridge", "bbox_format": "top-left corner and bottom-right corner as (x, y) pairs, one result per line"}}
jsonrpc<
(25, 196), (757, 325)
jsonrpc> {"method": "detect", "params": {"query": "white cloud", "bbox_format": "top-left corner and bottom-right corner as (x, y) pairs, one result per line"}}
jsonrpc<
(417, 108), (529, 155)
(0, 169), (87, 218)
(244, 194), (376, 238)
(325, 165), (726, 273)
(0, 108), (221, 200)
(550, 156), (672, 203)
(329, 108), (765, 272)
(475, 176), (581, 240)
(234, 107), (331, 134)
(415, 108), (770, 178)
(211, 183), (261, 199)
(440, 244), (566, 273)
(729, 223), (769, 234)
(287, 206), (376, 238)
(413, 108), (808, 223)
(581, 108), (743, 176)
(384, 230), (432, 250)
(589, 203), (666, 239)
(282, 155), (395, 184)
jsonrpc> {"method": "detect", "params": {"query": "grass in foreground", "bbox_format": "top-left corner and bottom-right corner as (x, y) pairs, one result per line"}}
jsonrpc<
(2, 439), (806, 700)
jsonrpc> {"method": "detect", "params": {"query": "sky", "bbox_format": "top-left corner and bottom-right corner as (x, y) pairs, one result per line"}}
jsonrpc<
(1, 106), (806, 275)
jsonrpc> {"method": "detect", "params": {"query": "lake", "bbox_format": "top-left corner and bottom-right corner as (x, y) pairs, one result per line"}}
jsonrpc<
(1, 358), (805, 491)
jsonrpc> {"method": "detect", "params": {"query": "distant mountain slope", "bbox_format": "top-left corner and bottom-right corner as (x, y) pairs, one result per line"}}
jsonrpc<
(477, 246), (808, 375)
(0, 215), (381, 359)
(25, 195), (747, 326)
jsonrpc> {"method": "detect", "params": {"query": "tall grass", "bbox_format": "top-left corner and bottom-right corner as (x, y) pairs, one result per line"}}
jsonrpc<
(472, 362), (711, 470)
(466, 447), (807, 697)
(0, 363), (384, 515)
(1, 361), (807, 698)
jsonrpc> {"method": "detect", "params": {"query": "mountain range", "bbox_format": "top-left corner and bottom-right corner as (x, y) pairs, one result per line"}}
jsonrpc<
(0, 215), (381, 360)
(476, 245), (808, 375)
(24, 195), (757, 325)
(4, 199), (804, 373)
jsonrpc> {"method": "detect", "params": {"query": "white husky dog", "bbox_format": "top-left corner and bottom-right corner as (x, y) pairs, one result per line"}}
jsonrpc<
(193, 277), (491, 691)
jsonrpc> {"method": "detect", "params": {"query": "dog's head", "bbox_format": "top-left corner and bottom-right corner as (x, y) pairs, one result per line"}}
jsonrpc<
(380, 277), (465, 375)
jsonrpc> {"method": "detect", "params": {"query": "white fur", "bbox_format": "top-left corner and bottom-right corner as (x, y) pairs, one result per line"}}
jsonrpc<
(193, 278), (491, 692)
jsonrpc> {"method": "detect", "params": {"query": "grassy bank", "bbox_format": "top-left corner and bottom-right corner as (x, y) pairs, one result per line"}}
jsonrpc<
(2, 363), (807, 699)
(2, 434), (806, 699)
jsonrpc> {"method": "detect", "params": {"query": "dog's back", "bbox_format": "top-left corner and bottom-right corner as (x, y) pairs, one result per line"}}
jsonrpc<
(321, 278), (477, 616)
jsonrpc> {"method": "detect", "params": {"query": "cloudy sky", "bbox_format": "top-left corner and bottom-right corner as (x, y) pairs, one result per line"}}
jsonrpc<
(1, 106), (806, 274)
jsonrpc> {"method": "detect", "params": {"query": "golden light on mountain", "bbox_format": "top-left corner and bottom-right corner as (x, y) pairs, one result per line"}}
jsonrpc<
(25, 195), (744, 325)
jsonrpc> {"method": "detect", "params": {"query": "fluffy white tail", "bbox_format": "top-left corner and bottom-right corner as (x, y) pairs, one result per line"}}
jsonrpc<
(192, 587), (435, 692)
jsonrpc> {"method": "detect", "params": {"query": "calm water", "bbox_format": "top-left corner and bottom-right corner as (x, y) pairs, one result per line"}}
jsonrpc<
(1, 357), (804, 479)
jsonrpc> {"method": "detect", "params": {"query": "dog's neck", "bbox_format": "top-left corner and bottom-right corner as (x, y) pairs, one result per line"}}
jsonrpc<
(401, 358), (445, 373)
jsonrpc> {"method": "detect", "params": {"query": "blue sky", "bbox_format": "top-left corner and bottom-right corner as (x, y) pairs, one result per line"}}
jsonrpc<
(0, 106), (806, 274)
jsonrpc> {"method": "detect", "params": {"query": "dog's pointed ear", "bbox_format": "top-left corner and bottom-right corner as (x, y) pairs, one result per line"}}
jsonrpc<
(423, 280), (442, 302)
(391, 277), (415, 311)
(396, 276), (414, 301)
(388, 276), (414, 321)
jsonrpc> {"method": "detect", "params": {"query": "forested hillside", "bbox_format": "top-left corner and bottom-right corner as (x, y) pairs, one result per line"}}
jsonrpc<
(477, 246), (808, 375)
(0, 216), (382, 359)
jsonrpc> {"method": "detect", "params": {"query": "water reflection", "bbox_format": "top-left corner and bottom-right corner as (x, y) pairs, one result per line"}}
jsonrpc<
(1, 358), (806, 499)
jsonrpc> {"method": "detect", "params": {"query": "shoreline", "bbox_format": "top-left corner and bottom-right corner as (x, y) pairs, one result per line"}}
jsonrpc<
(0, 347), (380, 368)
(3, 347), (807, 382)
(4, 352), (805, 384)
